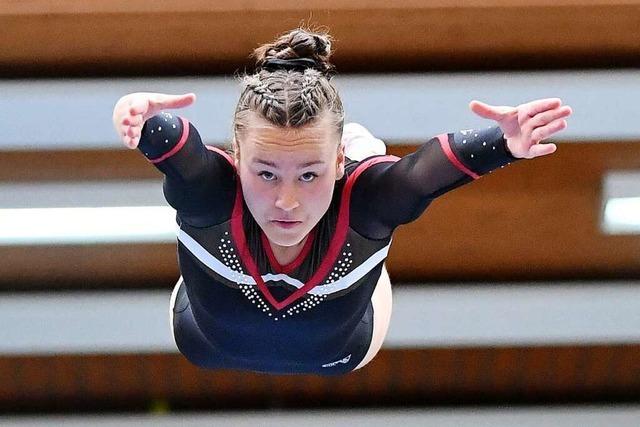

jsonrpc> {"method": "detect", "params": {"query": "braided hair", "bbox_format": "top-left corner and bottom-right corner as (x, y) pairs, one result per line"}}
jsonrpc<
(233, 28), (344, 154)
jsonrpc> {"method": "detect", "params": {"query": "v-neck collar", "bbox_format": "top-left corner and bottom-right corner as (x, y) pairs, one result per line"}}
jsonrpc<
(229, 155), (399, 311)
(260, 227), (317, 275)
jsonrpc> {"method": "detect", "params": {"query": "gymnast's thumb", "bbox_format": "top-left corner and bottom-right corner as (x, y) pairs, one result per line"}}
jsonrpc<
(469, 100), (517, 121)
(154, 93), (197, 110)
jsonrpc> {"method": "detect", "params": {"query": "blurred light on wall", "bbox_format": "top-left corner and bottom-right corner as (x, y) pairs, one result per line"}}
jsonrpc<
(0, 206), (177, 245)
(602, 171), (640, 235)
(603, 198), (640, 234)
(0, 180), (176, 244)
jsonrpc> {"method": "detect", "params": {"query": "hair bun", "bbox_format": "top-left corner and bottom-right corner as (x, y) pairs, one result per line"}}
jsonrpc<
(253, 28), (334, 74)
(312, 35), (331, 57)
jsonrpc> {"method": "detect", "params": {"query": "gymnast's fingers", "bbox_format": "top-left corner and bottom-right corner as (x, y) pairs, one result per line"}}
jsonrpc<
(527, 142), (557, 158)
(122, 114), (144, 127)
(129, 97), (149, 117)
(531, 119), (568, 142)
(522, 98), (562, 118)
(529, 106), (572, 129)
(123, 134), (138, 149)
(126, 125), (141, 139)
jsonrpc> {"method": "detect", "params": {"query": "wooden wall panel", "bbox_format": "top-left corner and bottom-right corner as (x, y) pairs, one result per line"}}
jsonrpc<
(0, 141), (639, 288)
(1, 1), (640, 76)
(1, 345), (639, 412)
(387, 141), (640, 282)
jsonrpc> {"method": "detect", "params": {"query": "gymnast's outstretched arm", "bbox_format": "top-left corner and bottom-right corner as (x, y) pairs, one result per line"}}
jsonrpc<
(349, 98), (572, 239)
(112, 92), (236, 226)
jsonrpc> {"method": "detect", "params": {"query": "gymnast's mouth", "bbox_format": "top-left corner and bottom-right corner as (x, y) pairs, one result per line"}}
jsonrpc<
(271, 220), (302, 228)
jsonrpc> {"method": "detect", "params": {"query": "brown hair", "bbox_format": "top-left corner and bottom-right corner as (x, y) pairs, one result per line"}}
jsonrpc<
(233, 28), (344, 155)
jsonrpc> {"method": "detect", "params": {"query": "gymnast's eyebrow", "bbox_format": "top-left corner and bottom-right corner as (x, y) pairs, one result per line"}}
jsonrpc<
(298, 160), (324, 169)
(252, 159), (326, 168)
(253, 159), (278, 168)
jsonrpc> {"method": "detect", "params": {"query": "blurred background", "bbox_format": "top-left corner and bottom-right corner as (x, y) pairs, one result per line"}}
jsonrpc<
(0, 0), (639, 425)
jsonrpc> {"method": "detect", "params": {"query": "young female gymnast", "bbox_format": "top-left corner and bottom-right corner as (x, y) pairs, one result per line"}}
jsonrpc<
(112, 29), (572, 375)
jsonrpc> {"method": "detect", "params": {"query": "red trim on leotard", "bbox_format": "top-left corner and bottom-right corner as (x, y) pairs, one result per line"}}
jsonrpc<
(261, 227), (316, 275)
(317, 155), (401, 282)
(231, 154), (400, 311)
(436, 134), (480, 180)
(205, 145), (235, 167)
(149, 117), (191, 164)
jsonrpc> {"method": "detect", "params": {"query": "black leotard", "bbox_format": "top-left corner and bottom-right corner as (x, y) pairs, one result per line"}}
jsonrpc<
(138, 112), (518, 375)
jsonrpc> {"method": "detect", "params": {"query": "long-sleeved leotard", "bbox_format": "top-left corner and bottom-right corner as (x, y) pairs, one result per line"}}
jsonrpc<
(138, 112), (519, 375)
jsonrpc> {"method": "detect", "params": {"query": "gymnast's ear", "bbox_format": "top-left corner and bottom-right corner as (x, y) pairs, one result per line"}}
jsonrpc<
(335, 141), (345, 180)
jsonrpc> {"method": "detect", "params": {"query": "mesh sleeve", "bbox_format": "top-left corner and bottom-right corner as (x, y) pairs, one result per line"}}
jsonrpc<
(349, 126), (519, 239)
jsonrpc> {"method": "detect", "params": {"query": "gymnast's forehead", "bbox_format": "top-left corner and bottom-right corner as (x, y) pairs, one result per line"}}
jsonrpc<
(241, 114), (338, 148)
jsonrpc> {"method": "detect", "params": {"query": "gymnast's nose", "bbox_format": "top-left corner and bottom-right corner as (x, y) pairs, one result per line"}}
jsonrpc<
(274, 183), (300, 212)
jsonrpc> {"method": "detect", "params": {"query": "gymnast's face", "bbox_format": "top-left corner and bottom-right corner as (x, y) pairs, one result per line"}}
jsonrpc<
(234, 114), (345, 249)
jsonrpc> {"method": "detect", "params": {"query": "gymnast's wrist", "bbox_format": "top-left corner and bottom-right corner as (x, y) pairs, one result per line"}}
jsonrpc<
(503, 137), (520, 159)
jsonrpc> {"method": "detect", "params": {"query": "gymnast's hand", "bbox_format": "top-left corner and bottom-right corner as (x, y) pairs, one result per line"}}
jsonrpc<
(469, 98), (572, 159)
(112, 92), (196, 149)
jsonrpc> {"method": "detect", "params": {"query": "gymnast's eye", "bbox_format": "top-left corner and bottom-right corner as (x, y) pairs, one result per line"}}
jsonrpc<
(258, 171), (276, 181)
(300, 172), (318, 182)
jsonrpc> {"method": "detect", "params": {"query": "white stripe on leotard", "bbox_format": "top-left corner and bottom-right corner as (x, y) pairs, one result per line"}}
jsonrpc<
(178, 229), (391, 296)
(168, 277), (183, 348)
(310, 241), (391, 295)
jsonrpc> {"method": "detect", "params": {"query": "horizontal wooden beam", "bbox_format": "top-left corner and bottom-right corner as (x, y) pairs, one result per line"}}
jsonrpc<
(1, 345), (638, 411)
(1, 1), (640, 76)
(388, 141), (640, 282)
(0, 141), (638, 288)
